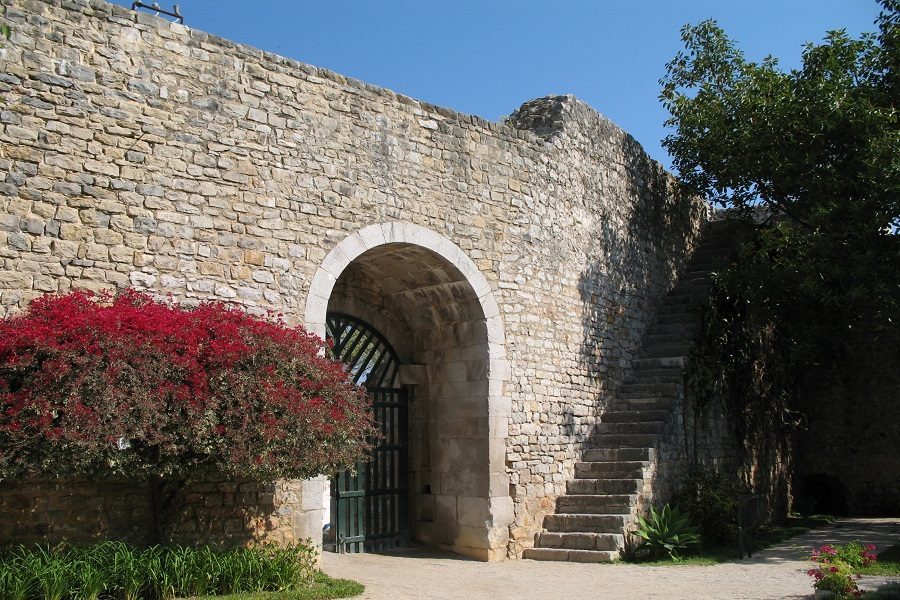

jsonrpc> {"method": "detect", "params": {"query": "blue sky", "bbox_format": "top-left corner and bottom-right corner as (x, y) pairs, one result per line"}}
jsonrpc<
(112, 1), (878, 168)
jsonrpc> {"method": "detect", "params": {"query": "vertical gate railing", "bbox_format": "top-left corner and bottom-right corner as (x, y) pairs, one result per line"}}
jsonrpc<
(364, 388), (409, 551)
(324, 313), (409, 553)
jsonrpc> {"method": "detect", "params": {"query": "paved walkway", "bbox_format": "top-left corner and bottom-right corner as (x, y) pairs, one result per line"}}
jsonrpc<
(322, 518), (900, 600)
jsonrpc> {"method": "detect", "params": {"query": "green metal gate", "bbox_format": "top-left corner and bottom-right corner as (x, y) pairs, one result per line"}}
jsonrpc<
(324, 313), (409, 553)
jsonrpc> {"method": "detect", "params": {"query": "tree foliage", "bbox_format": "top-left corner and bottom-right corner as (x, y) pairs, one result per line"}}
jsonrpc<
(663, 2), (899, 480)
(661, 1), (899, 336)
(0, 290), (374, 481)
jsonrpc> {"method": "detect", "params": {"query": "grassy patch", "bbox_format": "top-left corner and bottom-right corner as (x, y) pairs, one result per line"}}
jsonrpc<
(859, 544), (900, 577)
(703, 524), (812, 562)
(0, 541), (342, 600)
(626, 555), (719, 566)
(182, 572), (364, 599)
(625, 520), (814, 565)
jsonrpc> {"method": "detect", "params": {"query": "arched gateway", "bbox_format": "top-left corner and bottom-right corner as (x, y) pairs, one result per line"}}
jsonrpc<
(304, 222), (513, 561)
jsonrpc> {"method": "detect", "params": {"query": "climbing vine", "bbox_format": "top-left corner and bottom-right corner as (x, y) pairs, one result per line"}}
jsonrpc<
(682, 222), (812, 508)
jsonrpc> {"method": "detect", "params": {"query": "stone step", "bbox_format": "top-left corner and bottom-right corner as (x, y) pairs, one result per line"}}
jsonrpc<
(679, 262), (719, 274)
(675, 268), (718, 283)
(692, 240), (732, 252)
(523, 548), (620, 563)
(684, 265), (723, 277)
(631, 356), (686, 369)
(575, 468), (644, 480)
(618, 399), (674, 412)
(672, 274), (715, 287)
(543, 513), (634, 533)
(654, 313), (701, 327)
(536, 531), (624, 551)
(641, 343), (692, 358)
(593, 421), (664, 435)
(693, 236), (734, 248)
(669, 280), (713, 294)
(684, 266), (724, 278)
(582, 447), (656, 462)
(677, 269), (715, 281)
(556, 495), (636, 515)
(567, 478), (644, 495)
(663, 293), (710, 307)
(601, 409), (670, 423)
(618, 381), (679, 396)
(677, 265), (719, 278)
(643, 333), (687, 346)
(666, 289), (712, 304)
(591, 432), (659, 448)
(691, 247), (731, 258)
(688, 250), (730, 263)
(575, 461), (650, 479)
(651, 321), (700, 336)
(696, 235), (732, 244)
(625, 367), (683, 382)
(656, 304), (704, 318)
(702, 220), (737, 232)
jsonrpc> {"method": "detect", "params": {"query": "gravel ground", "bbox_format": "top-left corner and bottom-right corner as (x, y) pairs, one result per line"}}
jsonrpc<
(322, 518), (900, 600)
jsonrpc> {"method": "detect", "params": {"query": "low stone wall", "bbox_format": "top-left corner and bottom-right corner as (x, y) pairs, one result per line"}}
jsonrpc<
(0, 477), (325, 548)
(0, 478), (154, 545)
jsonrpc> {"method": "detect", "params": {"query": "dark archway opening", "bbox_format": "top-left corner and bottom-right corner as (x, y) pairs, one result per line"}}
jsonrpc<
(794, 474), (848, 516)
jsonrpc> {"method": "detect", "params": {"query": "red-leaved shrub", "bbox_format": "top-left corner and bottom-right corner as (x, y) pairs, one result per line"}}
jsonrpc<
(0, 290), (373, 480)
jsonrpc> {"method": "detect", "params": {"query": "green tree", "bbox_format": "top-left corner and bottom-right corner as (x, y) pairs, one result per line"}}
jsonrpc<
(662, 2), (899, 481)
(661, 1), (898, 335)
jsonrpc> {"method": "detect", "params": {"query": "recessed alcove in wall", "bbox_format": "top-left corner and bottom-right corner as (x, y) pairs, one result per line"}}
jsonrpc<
(304, 222), (512, 561)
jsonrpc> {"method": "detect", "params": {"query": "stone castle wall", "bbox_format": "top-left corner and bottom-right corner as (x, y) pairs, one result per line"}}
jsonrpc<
(794, 331), (900, 516)
(0, 0), (706, 557)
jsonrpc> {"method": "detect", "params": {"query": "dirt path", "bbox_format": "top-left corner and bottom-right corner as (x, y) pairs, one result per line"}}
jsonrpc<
(322, 518), (899, 600)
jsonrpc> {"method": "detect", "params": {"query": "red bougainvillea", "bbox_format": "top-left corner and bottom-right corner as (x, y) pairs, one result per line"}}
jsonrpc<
(0, 290), (373, 480)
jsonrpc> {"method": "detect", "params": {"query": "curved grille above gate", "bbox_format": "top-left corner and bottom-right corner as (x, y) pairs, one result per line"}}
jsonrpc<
(327, 313), (401, 390)
(325, 313), (408, 553)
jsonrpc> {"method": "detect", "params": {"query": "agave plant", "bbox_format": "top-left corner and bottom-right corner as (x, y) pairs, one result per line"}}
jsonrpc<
(634, 503), (701, 559)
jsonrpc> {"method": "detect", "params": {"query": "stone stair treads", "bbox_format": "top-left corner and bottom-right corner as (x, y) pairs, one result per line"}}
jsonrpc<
(526, 219), (737, 562)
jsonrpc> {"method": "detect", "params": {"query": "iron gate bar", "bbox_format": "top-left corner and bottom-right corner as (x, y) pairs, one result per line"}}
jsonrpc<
(352, 342), (381, 385)
(325, 314), (409, 553)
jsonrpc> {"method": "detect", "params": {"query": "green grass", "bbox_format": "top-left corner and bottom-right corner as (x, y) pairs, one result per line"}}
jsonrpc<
(626, 555), (719, 566)
(859, 544), (900, 577)
(1, 541), (337, 600)
(182, 572), (364, 599)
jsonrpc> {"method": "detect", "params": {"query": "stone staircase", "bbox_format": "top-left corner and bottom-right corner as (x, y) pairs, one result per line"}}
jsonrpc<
(523, 219), (734, 562)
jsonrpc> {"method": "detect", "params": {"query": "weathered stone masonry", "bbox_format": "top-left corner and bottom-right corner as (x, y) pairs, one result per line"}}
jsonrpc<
(0, 0), (706, 558)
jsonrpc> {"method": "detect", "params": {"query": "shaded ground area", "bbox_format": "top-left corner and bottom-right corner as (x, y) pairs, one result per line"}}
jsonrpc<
(322, 518), (899, 600)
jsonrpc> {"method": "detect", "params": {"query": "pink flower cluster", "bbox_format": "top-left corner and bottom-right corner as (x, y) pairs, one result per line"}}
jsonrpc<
(0, 290), (375, 480)
(806, 543), (878, 599)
